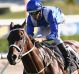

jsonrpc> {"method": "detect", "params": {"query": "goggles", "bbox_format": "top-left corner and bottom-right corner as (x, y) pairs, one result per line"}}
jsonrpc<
(29, 10), (41, 15)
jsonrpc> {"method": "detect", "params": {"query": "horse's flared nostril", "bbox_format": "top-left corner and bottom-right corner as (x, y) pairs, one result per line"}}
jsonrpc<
(7, 54), (15, 65)
(12, 54), (17, 60)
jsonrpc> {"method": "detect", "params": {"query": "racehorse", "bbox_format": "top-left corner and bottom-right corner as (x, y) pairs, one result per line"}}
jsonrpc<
(7, 22), (79, 74)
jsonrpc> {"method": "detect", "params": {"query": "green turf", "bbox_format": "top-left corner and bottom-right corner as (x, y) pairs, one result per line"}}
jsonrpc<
(0, 38), (8, 52)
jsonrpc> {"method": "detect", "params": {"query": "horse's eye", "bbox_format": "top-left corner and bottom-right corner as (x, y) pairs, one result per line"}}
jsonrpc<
(19, 31), (24, 36)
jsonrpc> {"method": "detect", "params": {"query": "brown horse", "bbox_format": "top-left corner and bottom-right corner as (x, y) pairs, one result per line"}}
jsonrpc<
(7, 22), (79, 74)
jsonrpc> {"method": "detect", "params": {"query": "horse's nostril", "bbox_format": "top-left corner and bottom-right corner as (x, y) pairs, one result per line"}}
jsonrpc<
(12, 55), (17, 60)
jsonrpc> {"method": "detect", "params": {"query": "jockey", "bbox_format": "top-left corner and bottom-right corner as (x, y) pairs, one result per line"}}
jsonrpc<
(25, 0), (77, 69)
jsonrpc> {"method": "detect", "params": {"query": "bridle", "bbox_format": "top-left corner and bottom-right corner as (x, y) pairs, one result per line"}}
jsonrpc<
(9, 28), (36, 63)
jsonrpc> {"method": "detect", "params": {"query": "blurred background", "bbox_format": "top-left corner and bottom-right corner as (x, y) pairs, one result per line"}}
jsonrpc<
(0, 0), (79, 73)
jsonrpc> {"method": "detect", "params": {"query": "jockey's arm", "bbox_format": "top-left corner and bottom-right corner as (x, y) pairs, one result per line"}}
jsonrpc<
(46, 10), (58, 40)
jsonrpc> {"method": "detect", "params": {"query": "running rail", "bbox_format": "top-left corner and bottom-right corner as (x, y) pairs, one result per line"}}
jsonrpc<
(0, 53), (8, 59)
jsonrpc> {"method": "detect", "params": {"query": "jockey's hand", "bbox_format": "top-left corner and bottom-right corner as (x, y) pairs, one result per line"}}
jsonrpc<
(34, 37), (47, 42)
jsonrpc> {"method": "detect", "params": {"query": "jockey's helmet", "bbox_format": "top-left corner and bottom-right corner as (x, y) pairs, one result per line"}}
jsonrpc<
(26, 0), (42, 13)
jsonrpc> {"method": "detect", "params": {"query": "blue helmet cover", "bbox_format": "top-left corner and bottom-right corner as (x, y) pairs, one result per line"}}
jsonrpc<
(27, 0), (42, 13)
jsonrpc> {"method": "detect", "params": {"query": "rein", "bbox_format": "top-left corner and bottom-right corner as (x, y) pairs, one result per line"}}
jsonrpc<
(9, 42), (53, 74)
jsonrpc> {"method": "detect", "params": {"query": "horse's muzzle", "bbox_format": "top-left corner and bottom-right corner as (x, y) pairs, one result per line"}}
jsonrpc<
(7, 54), (17, 65)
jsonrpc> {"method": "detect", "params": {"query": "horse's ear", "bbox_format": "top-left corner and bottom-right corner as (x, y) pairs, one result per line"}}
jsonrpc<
(22, 19), (26, 28)
(10, 22), (14, 30)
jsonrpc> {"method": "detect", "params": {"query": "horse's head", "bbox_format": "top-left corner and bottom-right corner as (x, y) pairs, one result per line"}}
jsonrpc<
(7, 22), (26, 65)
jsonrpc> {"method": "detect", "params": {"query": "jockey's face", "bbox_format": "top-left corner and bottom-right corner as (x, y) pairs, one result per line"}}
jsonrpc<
(29, 10), (42, 21)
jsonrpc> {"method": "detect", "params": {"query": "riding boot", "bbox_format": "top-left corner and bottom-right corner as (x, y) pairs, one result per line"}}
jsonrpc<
(57, 43), (71, 69)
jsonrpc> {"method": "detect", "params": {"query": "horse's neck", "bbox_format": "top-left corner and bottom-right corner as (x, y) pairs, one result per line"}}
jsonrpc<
(27, 39), (33, 49)
(22, 33), (46, 73)
(25, 33), (34, 50)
